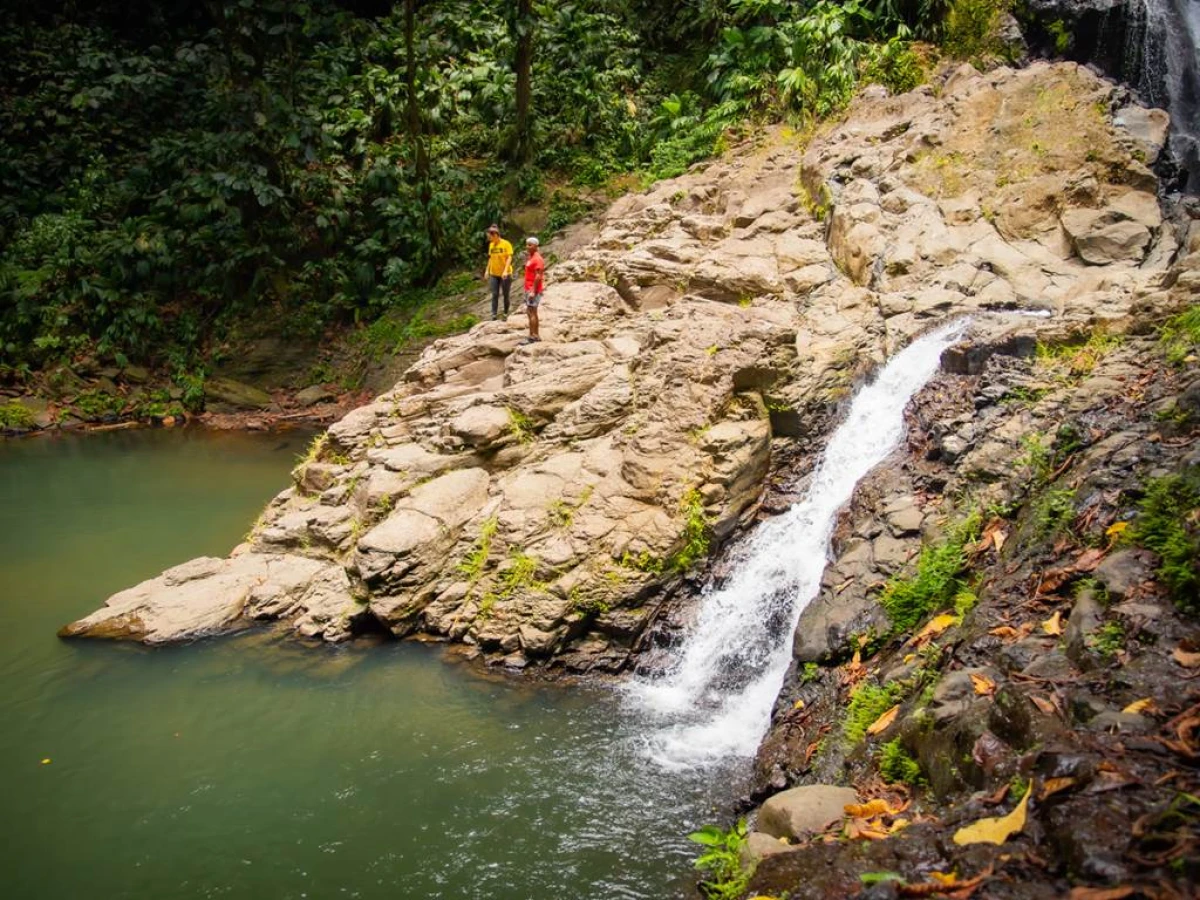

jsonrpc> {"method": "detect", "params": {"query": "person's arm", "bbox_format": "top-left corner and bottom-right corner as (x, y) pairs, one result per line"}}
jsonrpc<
(536, 257), (545, 293)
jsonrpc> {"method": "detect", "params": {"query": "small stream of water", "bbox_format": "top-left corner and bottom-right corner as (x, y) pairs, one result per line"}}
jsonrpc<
(626, 321), (968, 770)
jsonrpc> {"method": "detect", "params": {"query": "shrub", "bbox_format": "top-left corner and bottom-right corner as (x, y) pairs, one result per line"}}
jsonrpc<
(943, 0), (1014, 63)
(0, 400), (35, 429)
(671, 488), (711, 572)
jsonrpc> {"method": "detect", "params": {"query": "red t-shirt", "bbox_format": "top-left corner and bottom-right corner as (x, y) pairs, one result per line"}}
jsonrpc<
(524, 251), (545, 293)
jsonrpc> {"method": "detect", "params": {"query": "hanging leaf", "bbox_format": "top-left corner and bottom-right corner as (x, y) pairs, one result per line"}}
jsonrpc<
(952, 788), (1030, 846)
(866, 705), (900, 737)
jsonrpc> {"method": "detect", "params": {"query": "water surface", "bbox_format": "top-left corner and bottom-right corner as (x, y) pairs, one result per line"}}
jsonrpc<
(0, 428), (734, 900)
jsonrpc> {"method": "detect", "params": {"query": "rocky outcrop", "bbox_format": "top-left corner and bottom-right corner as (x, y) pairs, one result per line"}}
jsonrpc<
(63, 62), (1186, 676)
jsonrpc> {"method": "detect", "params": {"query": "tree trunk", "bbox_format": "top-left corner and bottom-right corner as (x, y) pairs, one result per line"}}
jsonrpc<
(512, 0), (534, 165)
(404, 0), (441, 266)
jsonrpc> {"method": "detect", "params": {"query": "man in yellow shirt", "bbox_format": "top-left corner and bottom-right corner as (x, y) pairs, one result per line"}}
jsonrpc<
(484, 224), (513, 319)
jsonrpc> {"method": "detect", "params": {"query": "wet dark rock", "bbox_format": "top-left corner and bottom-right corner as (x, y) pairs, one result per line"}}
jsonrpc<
(1088, 710), (1154, 734)
(999, 635), (1058, 673)
(1021, 649), (1076, 681)
(1093, 547), (1153, 601)
(1064, 588), (1106, 666)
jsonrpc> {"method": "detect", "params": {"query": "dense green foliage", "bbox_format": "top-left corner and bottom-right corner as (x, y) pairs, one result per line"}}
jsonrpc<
(1, 1), (966, 371)
(1132, 471), (1200, 615)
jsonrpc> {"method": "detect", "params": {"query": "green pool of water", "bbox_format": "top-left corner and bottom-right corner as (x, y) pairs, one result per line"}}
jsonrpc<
(0, 428), (735, 900)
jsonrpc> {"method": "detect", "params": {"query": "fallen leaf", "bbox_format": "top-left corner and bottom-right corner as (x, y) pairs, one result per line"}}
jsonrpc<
(1041, 611), (1063, 636)
(889, 817), (910, 833)
(915, 613), (959, 644)
(930, 872), (959, 886)
(1122, 698), (1156, 715)
(845, 798), (901, 818)
(1030, 695), (1058, 716)
(1073, 547), (1106, 571)
(1105, 521), (1129, 540)
(980, 783), (1011, 806)
(989, 625), (1020, 639)
(992, 529), (1008, 553)
(792, 699), (806, 710)
(1173, 646), (1200, 669)
(1039, 776), (1077, 800)
(952, 788), (1030, 846)
(970, 673), (997, 696)
(845, 818), (890, 840)
(867, 705), (901, 737)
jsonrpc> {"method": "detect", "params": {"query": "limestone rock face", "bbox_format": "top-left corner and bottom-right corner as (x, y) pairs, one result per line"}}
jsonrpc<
(64, 61), (1177, 671)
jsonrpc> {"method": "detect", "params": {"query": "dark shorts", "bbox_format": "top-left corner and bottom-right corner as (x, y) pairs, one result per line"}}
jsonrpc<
(526, 292), (543, 309)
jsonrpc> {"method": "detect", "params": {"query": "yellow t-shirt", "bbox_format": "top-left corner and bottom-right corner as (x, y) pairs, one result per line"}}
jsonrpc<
(487, 238), (513, 277)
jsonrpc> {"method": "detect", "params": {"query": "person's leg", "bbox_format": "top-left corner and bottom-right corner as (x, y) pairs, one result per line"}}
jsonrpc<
(501, 277), (511, 315)
(528, 298), (539, 340)
(489, 276), (500, 318)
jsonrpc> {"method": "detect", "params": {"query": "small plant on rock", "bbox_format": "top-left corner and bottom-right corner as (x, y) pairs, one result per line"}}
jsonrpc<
(507, 407), (536, 444)
(879, 739), (924, 786)
(1160, 304), (1200, 366)
(880, 511), (981, 634)
(671, 488), (711, 572)
(688, 819), (751, 900)
(845, 680), (905, 744)
(1131, 472), (1200, 615)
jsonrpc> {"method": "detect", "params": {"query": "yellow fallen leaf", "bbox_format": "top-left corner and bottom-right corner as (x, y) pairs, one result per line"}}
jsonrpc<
(915, 613), (958, 643)
(845, 799), (899, 818)
(952, 788), (1030, 846)
(1105, 521), (1129, 539)
(970, 673), (997, 696)
(930, 871), (959, 886)
(1173, 647), (1200, 669)
(888, 817), (910, 833)
(903, 653), (916, 664)
(793, 699), (806, 710)
(1122, 698), (1156, 715)
(992, 529), (1008, 553)
(866, 704), (900, 737)
(40, 758), (51, 765)
(1042, 611), (1063, 636)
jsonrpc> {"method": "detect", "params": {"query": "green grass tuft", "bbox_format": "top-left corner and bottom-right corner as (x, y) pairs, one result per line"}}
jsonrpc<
(1131, 472), (1200, 614)
(1160, 305), (1200, 366)
(879, 739), (924, 785)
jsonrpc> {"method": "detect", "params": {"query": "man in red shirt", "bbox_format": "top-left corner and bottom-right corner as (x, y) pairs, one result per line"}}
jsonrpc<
(522, 236), (545, 344)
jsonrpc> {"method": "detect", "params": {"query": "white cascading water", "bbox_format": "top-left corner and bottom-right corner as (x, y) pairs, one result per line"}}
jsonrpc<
(1127, 0), (1200, 190)
(625, 319), (969, 770)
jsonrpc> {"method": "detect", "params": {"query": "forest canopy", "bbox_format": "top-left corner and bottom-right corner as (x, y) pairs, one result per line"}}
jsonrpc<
(0, 0), (980, 372)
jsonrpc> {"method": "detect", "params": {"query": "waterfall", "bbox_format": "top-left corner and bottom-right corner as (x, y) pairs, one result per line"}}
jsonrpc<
(1127, 0), (1200, 190)
(624, 320), (969, 771)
